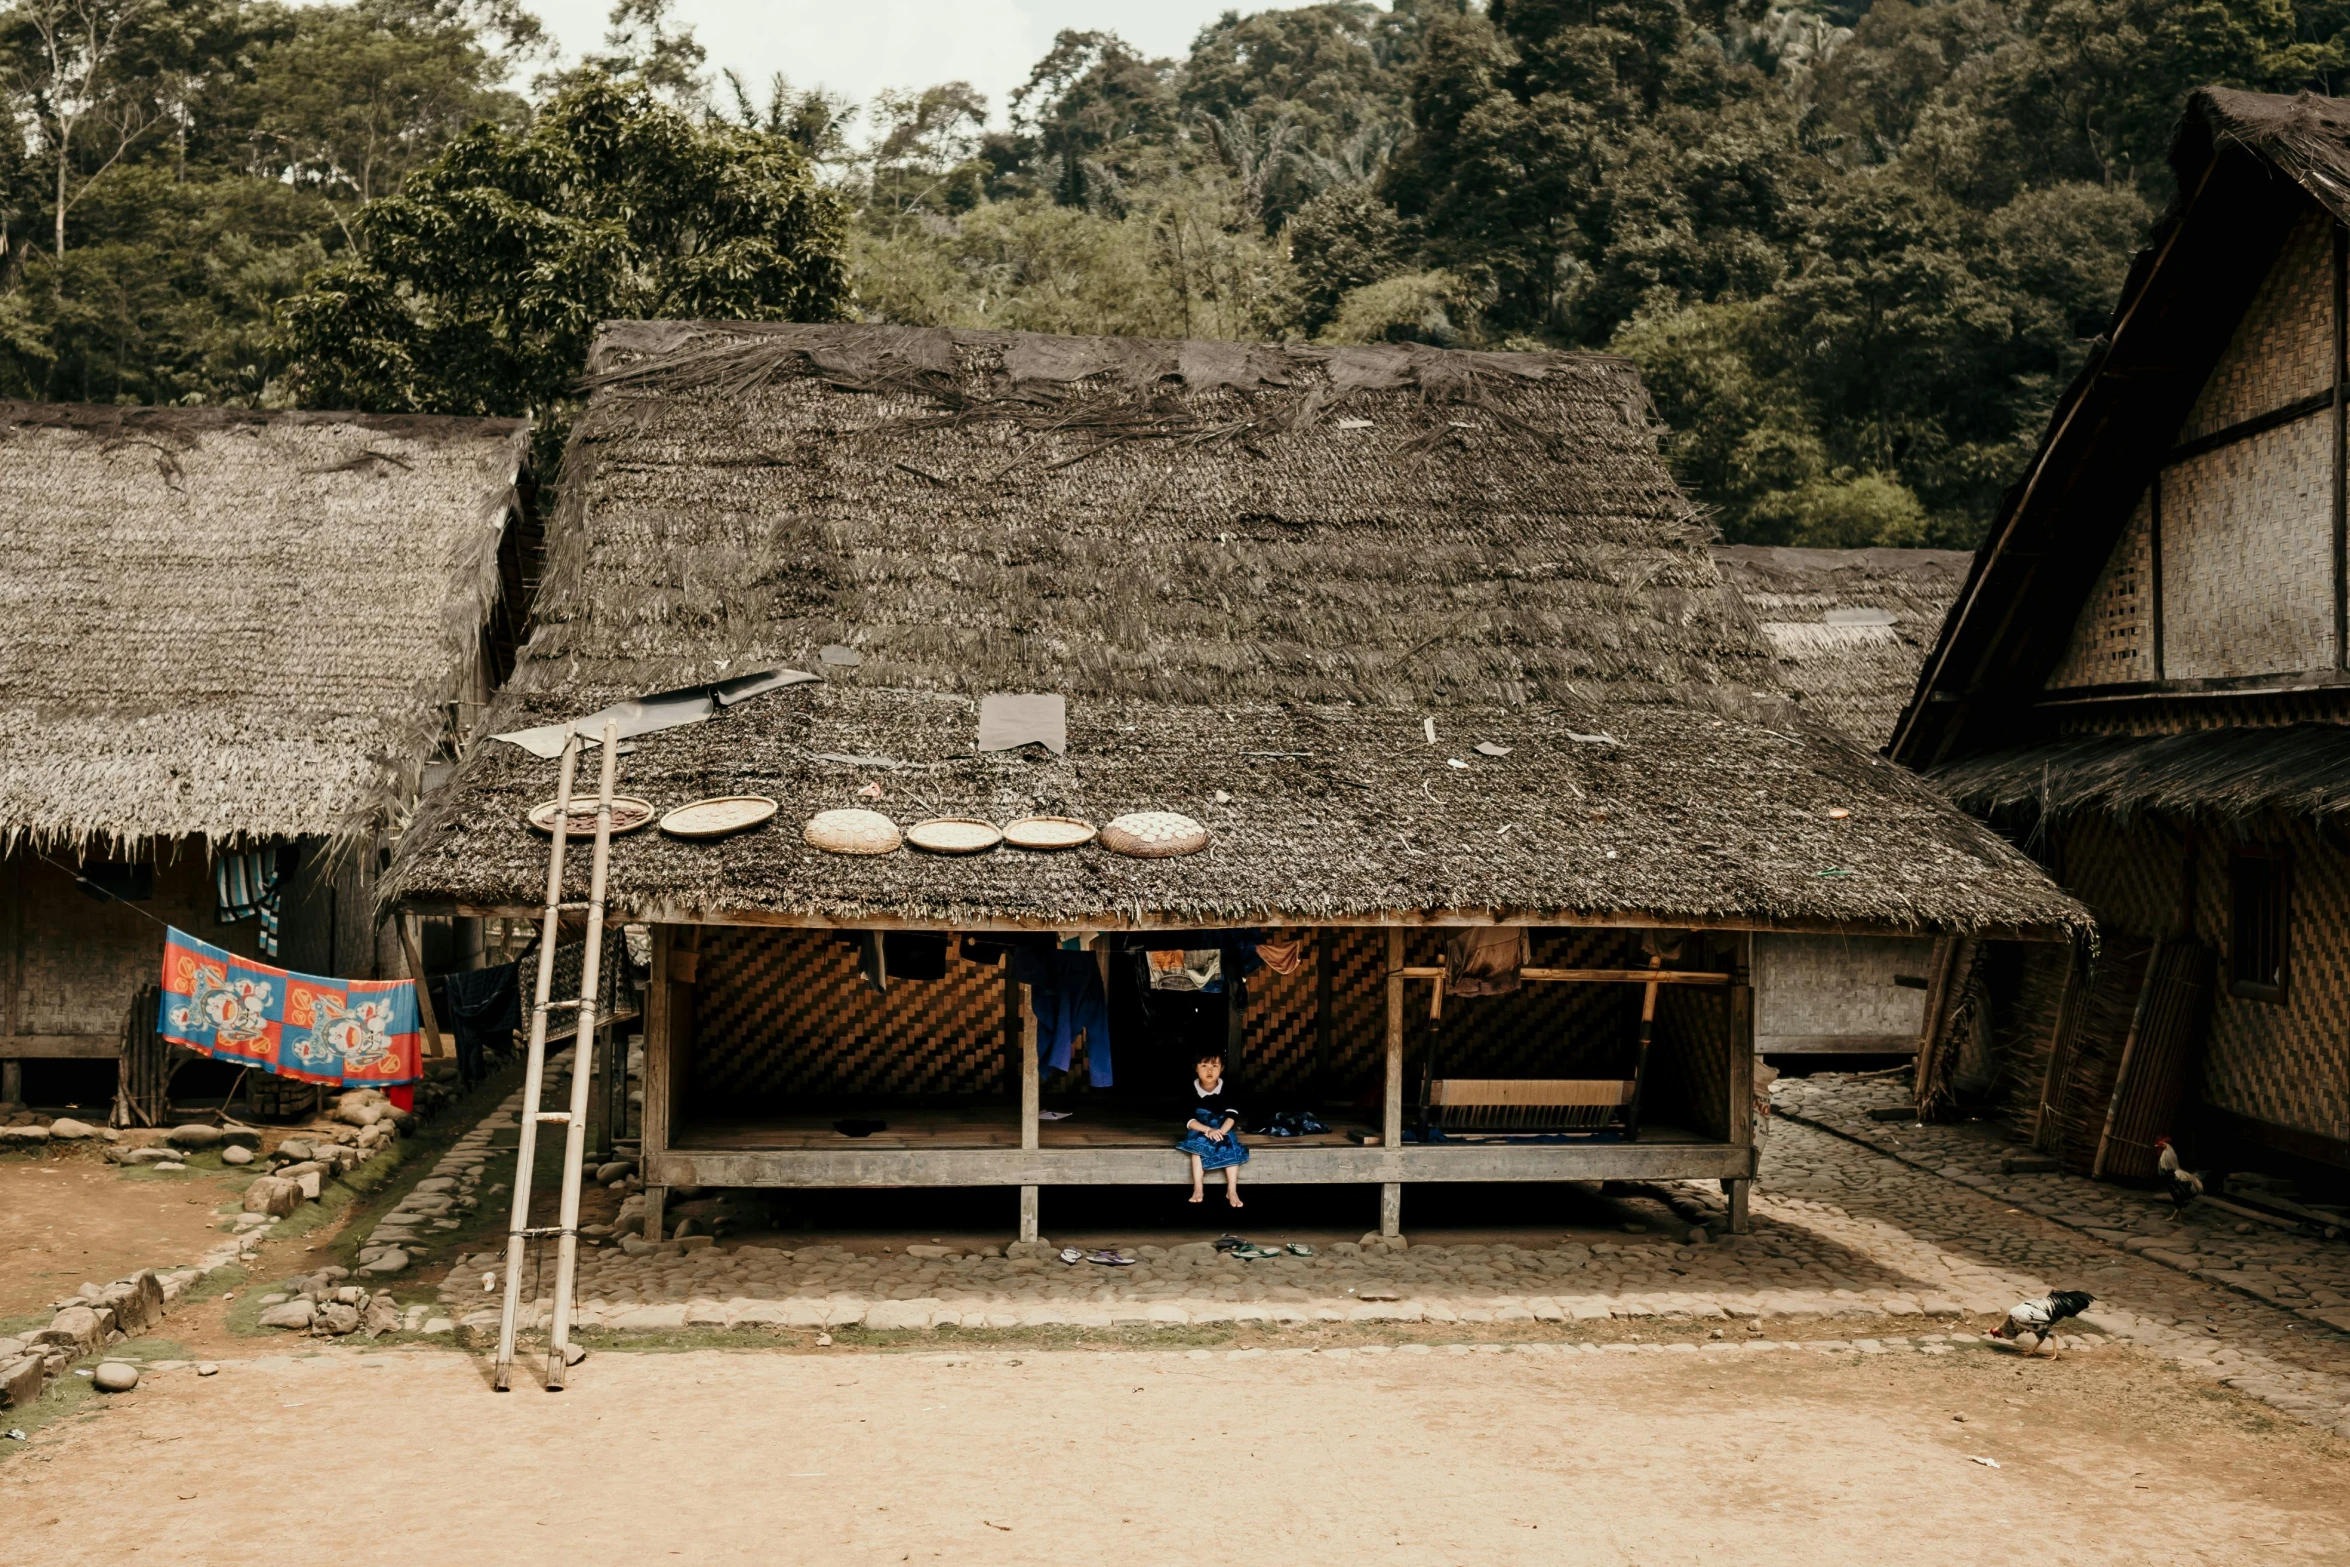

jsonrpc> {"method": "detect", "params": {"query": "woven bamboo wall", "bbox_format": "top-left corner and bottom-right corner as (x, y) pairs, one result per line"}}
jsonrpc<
(2193, 814), (2350, 1145)
(1649, 937), (1745, 1142)
(682, 924), (1666, 1110)
(2163, 413), (2337, 679)
(2181, 206), (2333, 441)
(687, 928), (1010, 1103)
(2047, 486), (2156, 689)
(2046, 811), (2350, 1149)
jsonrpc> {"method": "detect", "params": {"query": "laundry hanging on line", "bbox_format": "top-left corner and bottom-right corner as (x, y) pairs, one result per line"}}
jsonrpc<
(158, 927), (421, 1087)
(214, 848), (290, 958)
(1010, 946), (1112, 1088)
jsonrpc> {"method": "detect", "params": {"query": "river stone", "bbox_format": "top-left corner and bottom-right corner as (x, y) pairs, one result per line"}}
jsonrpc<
(165, 1124), (224, 1150)
(45, 1117), (97, 1140)
(357, 1248), (410, 1276)
(259, 1300), (314, 1330)
(1, 1353), (44, 1408)
(241, 1177), (302, 1217)
(221, 1145), (254, 1165)
(315, 1302), (361, 1335)
(594, 1160), (636, 1183)
(0, 1125), (49, 1144)
(295, 1171), (322, 1200)
(92, 1362), (139, 1393)
(276, 1138), (315, 1162)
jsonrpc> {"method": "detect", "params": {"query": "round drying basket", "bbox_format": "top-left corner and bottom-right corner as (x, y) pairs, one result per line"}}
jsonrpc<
(804, 808), (903, 856)
(1003, 816), (1098, 852)
(660, 795), (780, 840)
(527, 796), (656, 837)
(906, 817), (1004, 855)
(1099, 811), (1208, 858)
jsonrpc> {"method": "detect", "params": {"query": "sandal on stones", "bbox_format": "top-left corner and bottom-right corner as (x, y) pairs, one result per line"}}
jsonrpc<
(1057, 1247), (1084, 1265)
(1084, 1249), (1134, 1266)
(1286, 1243), (1315, 1257)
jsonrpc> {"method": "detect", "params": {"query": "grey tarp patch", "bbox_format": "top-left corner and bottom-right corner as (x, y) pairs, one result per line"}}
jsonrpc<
(977, 693), (1068, 756)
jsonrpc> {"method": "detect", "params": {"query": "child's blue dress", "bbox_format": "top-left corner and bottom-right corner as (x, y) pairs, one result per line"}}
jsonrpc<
(1178, 1080), (1249, 1170)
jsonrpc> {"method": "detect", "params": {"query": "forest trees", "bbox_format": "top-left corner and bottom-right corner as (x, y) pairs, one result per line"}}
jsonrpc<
(4, 0), (2347, 546)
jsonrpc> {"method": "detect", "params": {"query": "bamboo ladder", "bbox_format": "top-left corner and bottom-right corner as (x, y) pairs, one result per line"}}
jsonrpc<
(492, 718), (618, 1392)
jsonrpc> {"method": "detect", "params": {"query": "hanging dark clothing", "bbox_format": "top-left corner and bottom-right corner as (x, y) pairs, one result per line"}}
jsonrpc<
(1010, 947), (1113, 1087)
(1445, 927), (1530, 997)
(443, 962), (520, 1084)
(883, 933), (949, 981)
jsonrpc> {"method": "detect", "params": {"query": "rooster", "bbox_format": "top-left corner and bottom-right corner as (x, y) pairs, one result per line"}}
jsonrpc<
(1990, 1290), (2094, 1354)
(2154, 1136), (2204, 1216)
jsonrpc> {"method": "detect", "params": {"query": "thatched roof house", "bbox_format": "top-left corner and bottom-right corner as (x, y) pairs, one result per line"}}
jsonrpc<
(1891, 88), (2350, 1179)
(0, 402), (530, 1107)
(0, 404), (532, 849)
(391, 323), (2071, 938)
(1711, 545), (1970, 751)
(387, 323), (2078, 1250)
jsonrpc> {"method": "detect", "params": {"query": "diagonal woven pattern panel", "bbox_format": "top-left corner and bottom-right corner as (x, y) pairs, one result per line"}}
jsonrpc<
(688, 927), (1008, 1105)
(2195, 815), (2350, 1143)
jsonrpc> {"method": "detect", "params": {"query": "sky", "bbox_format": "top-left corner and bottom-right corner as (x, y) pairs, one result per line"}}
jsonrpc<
(528, 1), (1327, 127)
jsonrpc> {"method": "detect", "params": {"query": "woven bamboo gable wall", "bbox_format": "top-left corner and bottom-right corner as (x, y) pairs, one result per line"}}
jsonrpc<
(2046, 201), (2342, 696)
(2166, 418), (2337, 677)
(2047, 489), (2156, 688)
(2180, 208), (2333, 440)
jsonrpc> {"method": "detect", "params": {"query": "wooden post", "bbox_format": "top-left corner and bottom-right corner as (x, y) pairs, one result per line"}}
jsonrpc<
(399, 914), (448, 1060)
(1725, 934), (1755, 1234)
(1381, 927), (1404, 1238)
(1908, 936), (1960, 1116)
(1018, 979), (1039, 1243)
(1314, 928), (1334, 1100)
(641, 924), (674, 1243)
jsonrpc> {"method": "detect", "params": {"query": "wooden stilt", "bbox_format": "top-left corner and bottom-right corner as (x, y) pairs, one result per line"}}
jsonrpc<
(1018, 980), (1039, 1243)
(641, 924), (675, 1243)
(1382, 927), (1404, 1238)
(1727, 933), (1756, 1235)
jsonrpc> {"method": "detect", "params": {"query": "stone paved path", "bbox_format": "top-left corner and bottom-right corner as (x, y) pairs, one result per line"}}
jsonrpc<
(432, 1075), (2350, 1439)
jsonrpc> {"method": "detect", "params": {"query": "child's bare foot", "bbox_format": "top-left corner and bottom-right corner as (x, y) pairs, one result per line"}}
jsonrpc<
(1226, 1191), (1244, 1208)
(1188, 1190), (1204, 1203)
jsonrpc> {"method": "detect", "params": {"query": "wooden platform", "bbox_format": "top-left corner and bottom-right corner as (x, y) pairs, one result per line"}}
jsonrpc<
(655, 1106), (1746, 1188)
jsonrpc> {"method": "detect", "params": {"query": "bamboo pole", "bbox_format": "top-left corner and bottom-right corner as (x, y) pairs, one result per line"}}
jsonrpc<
(1381, 927), (1404, 1238)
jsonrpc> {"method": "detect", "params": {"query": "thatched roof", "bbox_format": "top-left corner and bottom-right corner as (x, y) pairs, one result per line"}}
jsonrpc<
(0, 403), (530, 849)
(387, 322), (2079, 936)
(1710, 546), (1968, 750)
(1893, 88), (2350, 771)
(1936, 726), (2350, 824)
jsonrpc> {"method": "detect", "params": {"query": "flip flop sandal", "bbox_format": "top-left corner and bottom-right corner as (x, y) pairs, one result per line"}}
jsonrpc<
(1233, 1244), (1280, 1261)
(1057, 1248), (1084, 1265)
(1286, 1243), (1315, 1257)
(1084, 1250), (1134, 1266)
(1213, 1234), (1247, 1252)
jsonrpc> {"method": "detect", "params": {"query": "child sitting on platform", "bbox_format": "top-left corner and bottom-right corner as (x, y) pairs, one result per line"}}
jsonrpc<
(1179, 1047), (1247, 1206)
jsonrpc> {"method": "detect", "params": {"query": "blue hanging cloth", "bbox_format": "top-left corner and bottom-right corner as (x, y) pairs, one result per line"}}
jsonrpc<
(1009, 947), (1113, 1088)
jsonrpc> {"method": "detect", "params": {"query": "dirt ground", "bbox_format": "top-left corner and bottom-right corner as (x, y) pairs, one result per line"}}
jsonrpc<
(7, 1341), (2345, 1566)
(0, 1157), (240, 1323)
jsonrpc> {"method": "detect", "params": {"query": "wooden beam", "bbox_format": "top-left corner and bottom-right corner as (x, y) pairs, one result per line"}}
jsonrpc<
(395, 902), (2071, 944)
(1382, 927), (1404, 1237)
(650, 1140), (1761, 1189)
(1018, 982), (1039, 1154)
(398, 914), (448, 1061)
(1390, 966), (1732, 985)
(0, 1034), (124, 1060)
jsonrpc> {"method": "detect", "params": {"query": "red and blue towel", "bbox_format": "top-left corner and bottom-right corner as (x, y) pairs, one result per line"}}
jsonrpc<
(158, 927), (421, 1087)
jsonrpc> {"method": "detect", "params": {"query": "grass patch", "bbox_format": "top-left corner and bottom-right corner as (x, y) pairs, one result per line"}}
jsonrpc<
(0, 1365), (96, 1457)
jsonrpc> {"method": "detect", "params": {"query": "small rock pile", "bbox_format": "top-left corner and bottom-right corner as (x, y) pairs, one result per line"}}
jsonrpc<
(1, 1112), (121, 1147)
(344, 1094), (514, 1277)
(253, 1267), (406, 1338)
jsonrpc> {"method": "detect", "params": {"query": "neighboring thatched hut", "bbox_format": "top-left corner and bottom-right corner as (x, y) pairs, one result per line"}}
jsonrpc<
(0, 402), (533, 1110)
(1894, 88), (2350, 1186)
(1710, 546), (1976, 1062)
(390, 322), (2077, 1241)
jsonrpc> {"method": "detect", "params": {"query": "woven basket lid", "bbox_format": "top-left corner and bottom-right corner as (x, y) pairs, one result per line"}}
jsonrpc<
(1099, 811), (1208, 858)
(1003, 816), (1097, 851)
(660, 795), (779, 840)
(528, 796), (656, 837)
(804, 808), (903, 856)
(906, 817), (1004, 855)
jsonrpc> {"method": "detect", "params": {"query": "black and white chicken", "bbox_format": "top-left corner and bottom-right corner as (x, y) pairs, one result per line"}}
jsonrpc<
(1990, 1290), (2094, 1354)
(2154, 1136), (2204, 1216)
